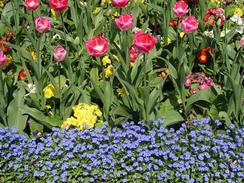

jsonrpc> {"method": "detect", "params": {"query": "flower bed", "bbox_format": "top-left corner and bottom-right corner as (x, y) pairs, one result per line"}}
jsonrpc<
(1, 118), (243, 182)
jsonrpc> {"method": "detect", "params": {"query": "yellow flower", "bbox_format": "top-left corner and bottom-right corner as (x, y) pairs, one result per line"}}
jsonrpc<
(43, 84), (56, 99)
(104, 65), (114, 78)
(31, 51), (37, 61)
(180, 32), (185, 38)
(61, 117), (77, 130)
(102, 55), (111, 66)
(167, 37), (172, 45)
(234, 8), (243, 17)
(113, 11), (120, 18)
(51, 9), (57, 20)
(62, 103), (103, 130)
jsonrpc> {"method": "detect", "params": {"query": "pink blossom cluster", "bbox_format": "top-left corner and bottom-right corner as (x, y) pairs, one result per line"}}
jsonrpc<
(184, 72), (217, 95)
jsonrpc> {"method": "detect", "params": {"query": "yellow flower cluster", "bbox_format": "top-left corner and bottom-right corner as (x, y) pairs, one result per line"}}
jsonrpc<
(43, 84), (56, 99)
(61, 103), (103, 130)
(102, 55), (114, 78)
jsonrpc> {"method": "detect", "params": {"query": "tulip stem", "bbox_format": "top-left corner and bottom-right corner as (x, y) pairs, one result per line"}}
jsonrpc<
(60, 13), (68, 50)
(36, 34), (42, 79)
(58, 62), (61, 115)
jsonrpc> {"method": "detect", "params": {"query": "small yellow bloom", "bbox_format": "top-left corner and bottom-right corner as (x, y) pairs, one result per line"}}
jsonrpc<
(113, 11), (120, 18)
(104, 65), (114, 78)
(102, 55), (111, 66)
(51, 9), (57, 20)
(43, 84), (56, 99)
(180, 32), (185, 38)
(234, 8), (243, 17)
(31, 51), (37, 61)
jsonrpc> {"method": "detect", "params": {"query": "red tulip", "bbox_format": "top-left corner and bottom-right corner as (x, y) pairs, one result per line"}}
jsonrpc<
(115, 14), (134, 31)
(53, 45), (67, 62)
(49, 0), (69, 12)
(34, 17), (51, 33)
(86, 36), (109, 57)
(133, 32), (157, 53)
(180, 16), (199, 34)
(204, 8), (225, 27)
(23, 0), (39, 11)
(112, 0), (130, 8)
(173, 2), (188, 17)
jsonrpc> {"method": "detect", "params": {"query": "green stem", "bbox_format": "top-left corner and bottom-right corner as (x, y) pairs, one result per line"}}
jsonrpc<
(60, 13), (68, 50)
(58, 62), (61, 115)
(36, 34), (42, 79)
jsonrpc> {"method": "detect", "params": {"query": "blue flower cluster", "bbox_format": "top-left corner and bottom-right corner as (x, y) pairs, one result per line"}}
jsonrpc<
(0, 118), (243, 182)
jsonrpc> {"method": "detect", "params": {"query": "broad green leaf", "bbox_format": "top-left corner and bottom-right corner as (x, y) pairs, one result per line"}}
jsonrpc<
(7, 87), (28, 132)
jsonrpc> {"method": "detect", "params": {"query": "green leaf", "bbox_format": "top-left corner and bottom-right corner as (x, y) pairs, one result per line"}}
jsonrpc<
(160, 110), (184, 127)
(186, 90), (211, 111)
(7, 87), (28, 132)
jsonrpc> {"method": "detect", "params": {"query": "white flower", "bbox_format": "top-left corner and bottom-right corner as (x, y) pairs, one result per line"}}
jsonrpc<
(24, 83), (37, 96)
(230, 14), (243, 25)
(203, 30), (214, 38)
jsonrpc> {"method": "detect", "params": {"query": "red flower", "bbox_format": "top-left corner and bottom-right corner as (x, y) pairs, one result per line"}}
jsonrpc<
(204, 8), (225, 27)
(23, 0), (39, 11)
(169, 19), (178, 27)
(18, 69), (27, 80)
(112, 0), (130, 8)
(133, 32), (157, 53)
(197, 47), (214, 64)
(86, 36), (109, 57)
(0, 38), (10, 53)
(114, 14), (134, 31)
(49, 0), (69, 12)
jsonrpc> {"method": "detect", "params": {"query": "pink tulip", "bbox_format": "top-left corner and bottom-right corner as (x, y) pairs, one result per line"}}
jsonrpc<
(115, 14), (134, 31)
(133, 32), (157, 53)
(173, 2), (188, 17)
(49, 0), (69, 12)
(34, 17), (51, 33)
(86, 36), (109, 57)
(112, 0), (130, 8)
(23, 0), (39, 11)
(54, 45), (67, 62)
(0, 51), (6, 66)
(181, 16), (199, 34)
